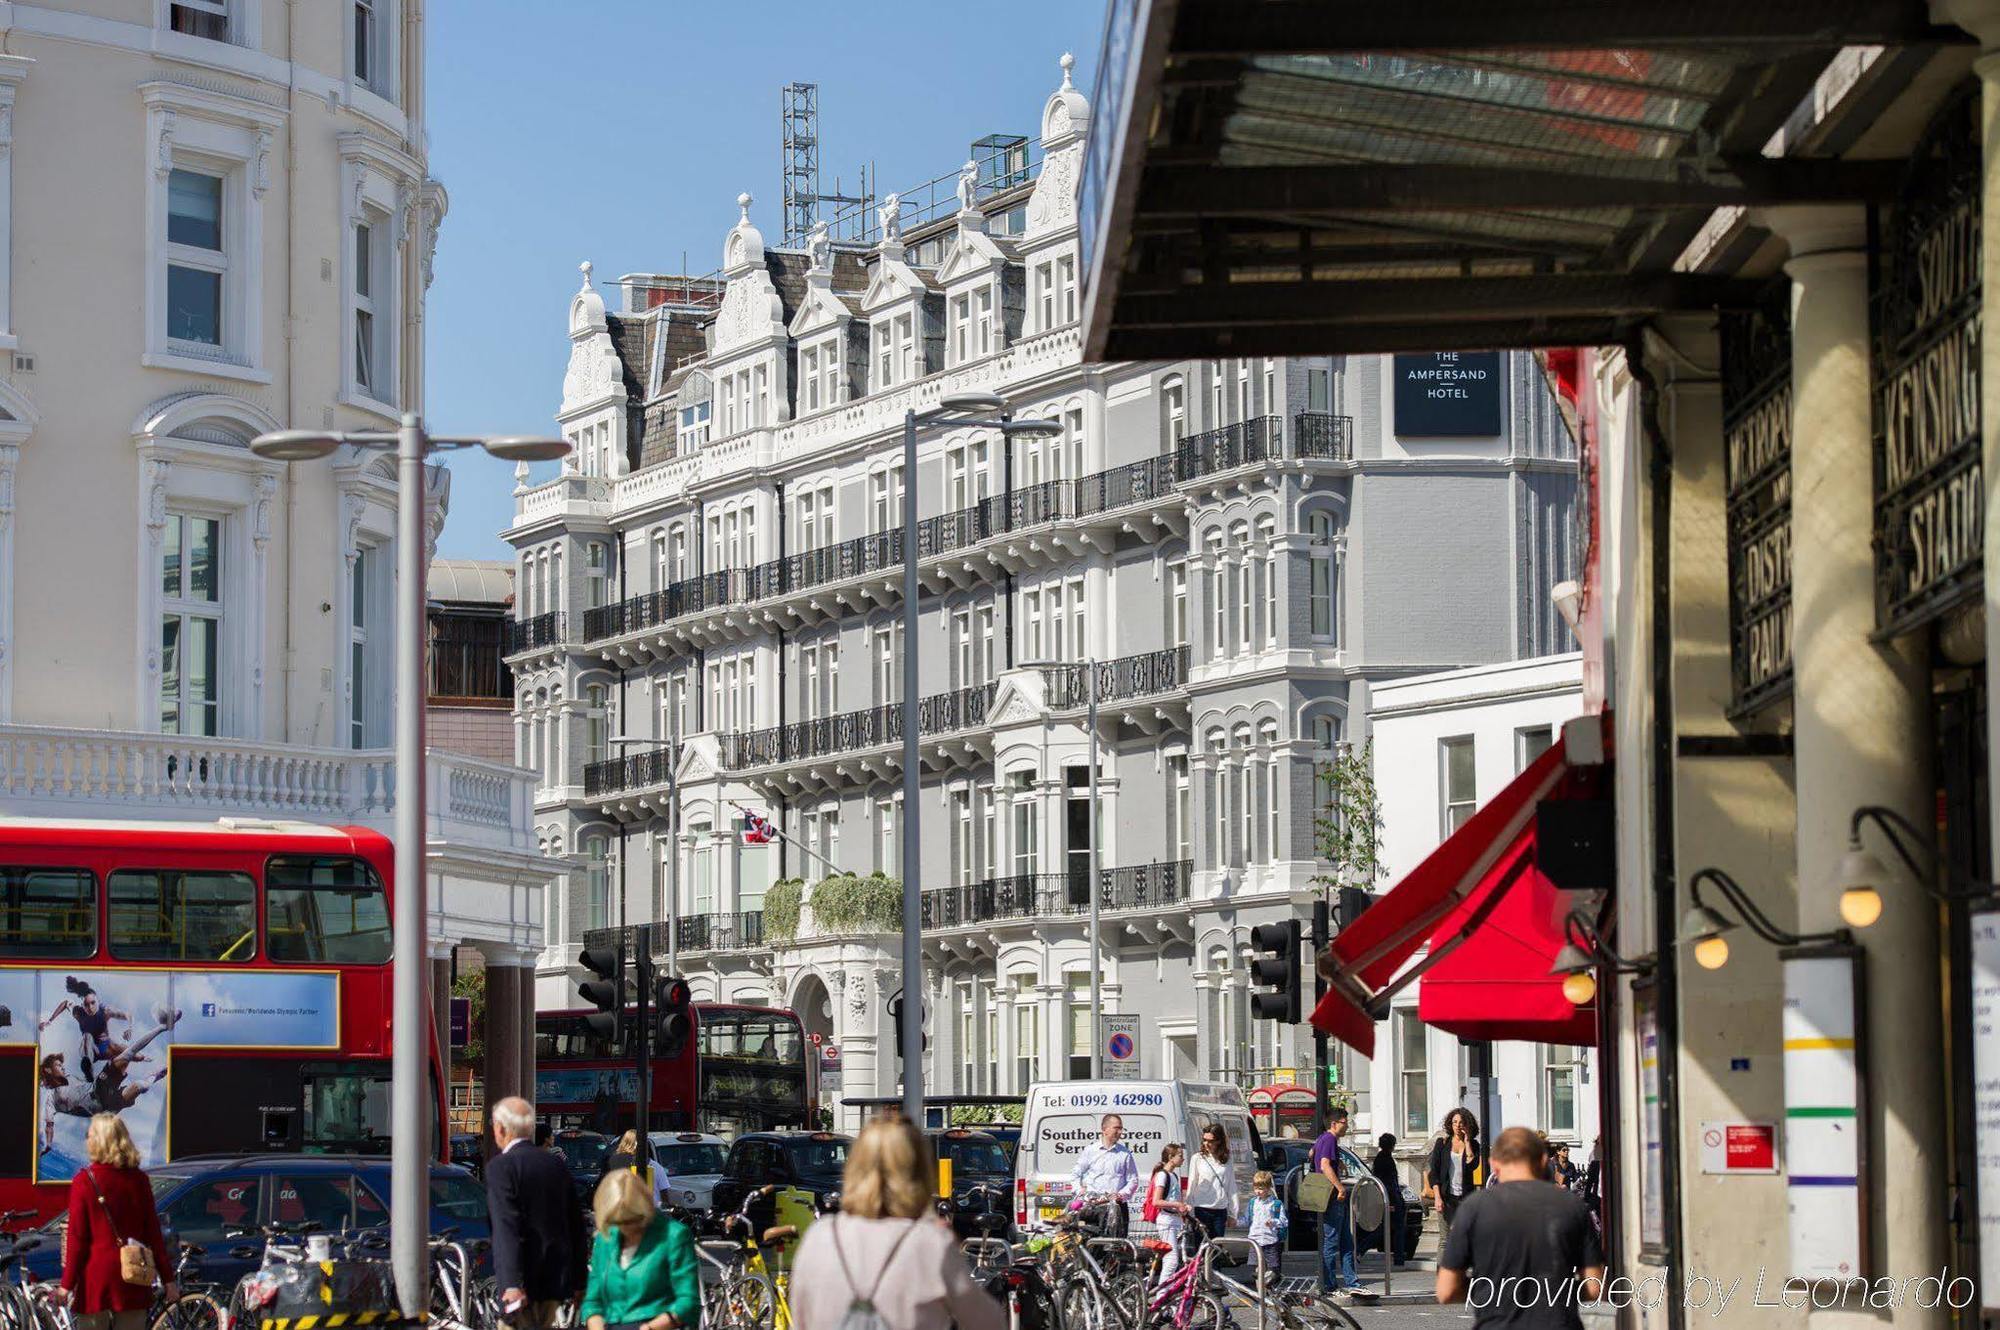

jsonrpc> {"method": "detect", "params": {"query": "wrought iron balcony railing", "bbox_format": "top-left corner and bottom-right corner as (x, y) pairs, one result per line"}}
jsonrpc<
(1174, 416), (1284, 480)
(720, 683), (997, 770)
(1043, 645), (1192, 709)
(582, 744), (678, 799)
(507, 611), (565, 654)
(675, 910), (764, 953)
(920, 859), (1193, 928)
(747, 530), (903, 601)
(1293, 412), (1354, 461)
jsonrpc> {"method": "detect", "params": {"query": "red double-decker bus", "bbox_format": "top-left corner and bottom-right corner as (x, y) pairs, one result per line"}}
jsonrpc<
(534, 1003), (815, 1137)
(0, 818), (446, 1216)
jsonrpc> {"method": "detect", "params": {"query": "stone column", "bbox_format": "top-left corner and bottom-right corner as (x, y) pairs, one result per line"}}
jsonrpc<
(482, 954), (524, 1121)
(430, 940), (454, 1099)
(518, 957), (538, 1095)
(1768, 204), (1944, 1319)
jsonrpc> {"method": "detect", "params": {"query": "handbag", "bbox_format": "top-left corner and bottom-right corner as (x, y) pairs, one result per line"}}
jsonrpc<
(83, 1165), (157, 1286)
(1295, 1171), (1333, 1214)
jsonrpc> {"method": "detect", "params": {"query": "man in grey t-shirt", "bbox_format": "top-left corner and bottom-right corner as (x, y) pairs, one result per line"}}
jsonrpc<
(1437, 1127), (1603, 1330)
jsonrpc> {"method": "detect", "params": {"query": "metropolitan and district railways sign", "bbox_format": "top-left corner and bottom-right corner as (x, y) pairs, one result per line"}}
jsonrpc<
(1874, 84), (1983, 636)
(1724, 281), (1794, 713)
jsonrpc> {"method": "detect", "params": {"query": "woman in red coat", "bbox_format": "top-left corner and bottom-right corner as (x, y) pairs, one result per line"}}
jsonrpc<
(57, 1113), (176, 1330)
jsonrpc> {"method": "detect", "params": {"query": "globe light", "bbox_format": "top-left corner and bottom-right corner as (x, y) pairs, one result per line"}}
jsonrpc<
(1839, 885), (1884, 929)
(1693, 934), (1731, 971)
(1831, 841), (1889, 930)
(1561, 970), (1598, 1006)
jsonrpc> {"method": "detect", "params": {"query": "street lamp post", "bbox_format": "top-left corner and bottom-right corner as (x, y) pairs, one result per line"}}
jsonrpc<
(609, 735), (678, 974)
(251, 418), (567, 1318)
(899, 396), (1059, 1123)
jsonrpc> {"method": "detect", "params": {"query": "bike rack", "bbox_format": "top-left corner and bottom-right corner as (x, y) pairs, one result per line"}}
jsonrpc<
(1198, 1237), (1268, 1330)
(1344, 1174), (1393, 1298)
(1084, 1236), (1139, 1264)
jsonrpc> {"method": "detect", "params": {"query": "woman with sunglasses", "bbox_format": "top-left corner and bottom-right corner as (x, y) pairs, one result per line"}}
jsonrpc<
(1185, 1121), (1240, 1245)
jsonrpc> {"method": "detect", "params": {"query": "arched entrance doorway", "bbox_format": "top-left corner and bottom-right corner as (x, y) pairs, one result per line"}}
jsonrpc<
(792, 973), (835, 1124)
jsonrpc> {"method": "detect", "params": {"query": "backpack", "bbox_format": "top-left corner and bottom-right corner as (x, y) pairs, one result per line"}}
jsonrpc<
(1142, 1173), (1163, 1225)
(829, 1216), (918, 1330)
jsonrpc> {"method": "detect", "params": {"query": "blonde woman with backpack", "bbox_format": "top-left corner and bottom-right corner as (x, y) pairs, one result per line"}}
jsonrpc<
(789, 1117), (1002, 1330)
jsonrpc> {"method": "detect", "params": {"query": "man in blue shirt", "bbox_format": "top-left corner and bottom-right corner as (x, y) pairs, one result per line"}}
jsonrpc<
(1311, 1106), (1365, 1297)
(1071, 1113), (1140, 1236)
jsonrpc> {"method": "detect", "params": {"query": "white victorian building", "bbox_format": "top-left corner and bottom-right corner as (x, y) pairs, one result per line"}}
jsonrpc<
(512, 58), (1581, 1125)
(0, 1), (551, 1100)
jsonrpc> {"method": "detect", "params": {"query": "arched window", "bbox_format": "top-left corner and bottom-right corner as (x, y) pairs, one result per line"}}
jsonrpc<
(1230, 523), (1252, 654)
(1308, 511), (1338, 640)
(582, 831), (609, 932)
(1256, 517), (1278, 648)
(1206, 534), (1227, 662)
(1260, 719), (1282, 865)
(1206, 728), (1227, 871)
(1233, 723), (1254, 867)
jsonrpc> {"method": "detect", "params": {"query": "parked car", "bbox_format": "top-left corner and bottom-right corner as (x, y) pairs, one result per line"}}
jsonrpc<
(17, 1154), (491, 1288)
(449, 1132), (484, 1175)
(549, 1128), (612, 1208)
(928, 1128), (1014, 1240)
(708, 1130), (852, 1230)
(649, 1131), (730, 1214)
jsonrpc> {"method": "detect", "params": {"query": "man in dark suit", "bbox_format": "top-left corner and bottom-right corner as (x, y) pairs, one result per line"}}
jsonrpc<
(486, 1097), (583, 1328)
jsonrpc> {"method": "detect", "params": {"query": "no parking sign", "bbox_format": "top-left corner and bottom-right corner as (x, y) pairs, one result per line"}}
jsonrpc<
(1102, 1013), (1141, 1080)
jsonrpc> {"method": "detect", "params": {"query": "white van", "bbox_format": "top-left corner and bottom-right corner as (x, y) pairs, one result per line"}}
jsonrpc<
(1015, 1079), (1259, 1231)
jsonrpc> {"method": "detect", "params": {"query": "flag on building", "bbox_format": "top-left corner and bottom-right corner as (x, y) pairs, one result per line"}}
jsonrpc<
(741, 809), (776, 845)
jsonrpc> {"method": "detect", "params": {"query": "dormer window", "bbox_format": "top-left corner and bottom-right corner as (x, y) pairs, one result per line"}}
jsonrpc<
(679, 400), (710, 448)
(873, 314), (915, 389)
(799, 335), (841, 415)
(1035, 262), (1054, 332)
(975, 288), (994, 357)
(1056, 255), (1077, 325)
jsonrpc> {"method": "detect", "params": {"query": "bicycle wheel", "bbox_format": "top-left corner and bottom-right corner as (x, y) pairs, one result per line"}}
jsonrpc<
(152, 1293), (224, 1330)
(715, 1272), (777, 1330)
(1183, 1291), (1226, 1330)
(1107, 1270), (1148, 1329)
(0, 1282), (32, 1330)
(1056, 1274), (1109, 1330)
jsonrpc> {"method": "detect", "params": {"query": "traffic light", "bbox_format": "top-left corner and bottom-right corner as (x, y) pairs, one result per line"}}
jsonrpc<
(579, 942), (625, 1042)
(1250, 919), (1302, 1022)
(654, 974), (693, 1059)
(1335, 887), (1375, 932)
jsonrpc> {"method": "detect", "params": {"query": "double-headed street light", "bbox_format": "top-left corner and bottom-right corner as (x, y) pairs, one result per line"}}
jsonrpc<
(897, 394), (1059, 1124)
(251, 416), (567, 1317)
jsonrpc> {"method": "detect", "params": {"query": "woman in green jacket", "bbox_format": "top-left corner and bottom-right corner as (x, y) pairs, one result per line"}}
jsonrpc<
(582, 1168), (701, 1330)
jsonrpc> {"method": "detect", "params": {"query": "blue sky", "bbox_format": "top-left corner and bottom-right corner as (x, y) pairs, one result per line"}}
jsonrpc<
(425, 0), (1101, 561)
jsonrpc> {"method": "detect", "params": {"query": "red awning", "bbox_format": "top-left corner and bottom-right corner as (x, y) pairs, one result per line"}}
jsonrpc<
(1310, 725), (1601, 1055)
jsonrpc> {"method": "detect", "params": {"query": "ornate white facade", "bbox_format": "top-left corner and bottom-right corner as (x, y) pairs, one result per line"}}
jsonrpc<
(0, 2), (549, 1069)
(512, 58), (1580, 1122)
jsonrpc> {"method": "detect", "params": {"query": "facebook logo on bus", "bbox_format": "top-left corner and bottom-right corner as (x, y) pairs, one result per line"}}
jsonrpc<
(201, 1002), (218, 1017)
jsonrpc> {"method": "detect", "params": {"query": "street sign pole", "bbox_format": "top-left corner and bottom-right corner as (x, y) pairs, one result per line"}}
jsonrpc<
(634, 923), (653, 1165)
(1312, 898), (1329, 1138)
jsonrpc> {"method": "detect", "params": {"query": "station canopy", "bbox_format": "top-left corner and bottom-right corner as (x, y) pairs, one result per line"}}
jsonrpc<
(1081, 0), (1962, 361)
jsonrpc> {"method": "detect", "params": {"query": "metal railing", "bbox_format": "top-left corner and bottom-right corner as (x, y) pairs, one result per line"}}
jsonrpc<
(506, 611), (565, 654)
(1043, 646), (1192, 709)
(579, 415), (1352, 645)
(582, 744), (678, 799)
(919, 859), (1192, 928)
(675, 910), (765, 953)
(720, 683), (996, 770)
(1293, 411), (1355, 460)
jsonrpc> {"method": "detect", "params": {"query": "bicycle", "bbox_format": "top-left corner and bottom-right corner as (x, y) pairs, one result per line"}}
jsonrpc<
(222, 1220), (321, 1330)
(703, 1183), (838, 1330)
(428, 1226), (495, 1330)
(1129, 1215), (1224, 1330)
(958, 1186), (1057, 1330)
(1043, 1200), (1146, 1330)
(148, 1241), (226, 1330)
(0, 1209), (57, 1330)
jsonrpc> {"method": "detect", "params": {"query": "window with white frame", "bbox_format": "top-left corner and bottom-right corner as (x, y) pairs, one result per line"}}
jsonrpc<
(1542, 1044), (1583, 1136)
(1065, 974), (1092, 1078)
(1055, 254), (1077, 325)
(350, 223), (388, 402)
(582, 832), (609, 932)
(951, 294), (971, 363)
(1168, 755), (1191, 864)
(166, 168), (227, 350)
(950, 788), (974, 885)
(1169, 560), (1188, 646)
(353, 0), (383, 92)
(1441, 736), (1476, 833)
(985, 996), (999, 1092)
(688, 822), (716, 915)
(1257, 516), (1278, 647)
(1261, 719), (1281, 864)
(873, 313), (916, 388)
(347, 546), (374, 747)
(1308, 511), (1337, 640)
(1236, 362), (1252, 422)
(1308, 366), (1332, 412)
(161, 512), (223, 736)
(1263, 360), (1277, 417)
(1211, 367), (1225, 428)
(584, 541), (609, 610)
(1013, 973), (1040, 1087)
(1397, 1009), (1429, 1136)
(1517, 725), (1556, 771)
(1163, 376), (1186, 445)
(1035, 262), (1055, 332)
(980, 786), (997, 880)
(870, 465), (904, 534)
(874, 795), (901, 876)
(800, 638), (837, 721)
(1061, 407), (1085, 478)
(872, 624), (900, 706)
(802, 803), (839, 875)
(945, 439), (991, 511)
(800, 342), (823, 414)
(679, 398), (711, 449)
(1009, 772), (1038, 876)
(1020, 586), (1045, 661)
(974, 287), (995, 357)
(168, 0), (232, 41)
(584, 683), (609, 767)
(1234, 724), (1254, 866)
(1231, 523), (1252, 652)
(1207, 535), (1227, 661)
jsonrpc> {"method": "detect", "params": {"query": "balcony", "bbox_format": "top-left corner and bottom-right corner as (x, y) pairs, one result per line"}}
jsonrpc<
(582, 571), (744, 642)
(0, 723), (539, 856)
(920, 859), (1193, 928)
(1043, 646), (1192, 709)
(675, 910), (765, 953)
(582, 744), (678, 800)
(747, 530), (902, 601)
(720, 683), (997, 771)
(1293, 412), (1354, 461)
(506, 611), (565, 655)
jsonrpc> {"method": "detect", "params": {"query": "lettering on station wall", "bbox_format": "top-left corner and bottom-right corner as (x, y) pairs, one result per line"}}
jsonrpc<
(1723, 279), (1794, 713)
(1392, 351), (1503, 436)
(1874, 83), (1983, 635)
